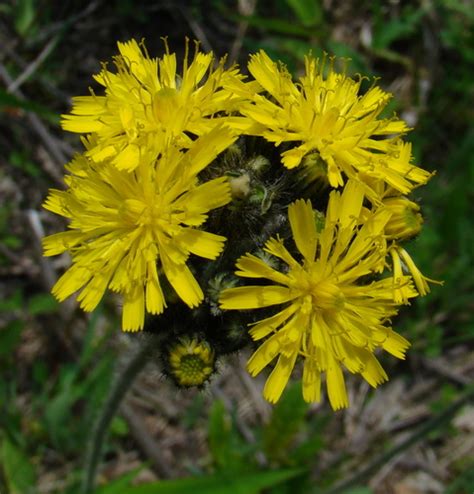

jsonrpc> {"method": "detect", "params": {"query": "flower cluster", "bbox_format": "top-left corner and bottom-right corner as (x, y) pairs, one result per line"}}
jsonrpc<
(44, 40), (438, 409)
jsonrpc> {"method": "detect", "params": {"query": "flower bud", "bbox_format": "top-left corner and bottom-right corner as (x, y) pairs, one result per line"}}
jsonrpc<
(229, 173), (251, 199)
(383, 197), (423, 239)
(168, 337), (215, 387)
(300, 151), (329, 184)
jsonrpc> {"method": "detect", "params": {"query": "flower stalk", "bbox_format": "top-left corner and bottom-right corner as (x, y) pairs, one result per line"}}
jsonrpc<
(81, 336), (157, 494)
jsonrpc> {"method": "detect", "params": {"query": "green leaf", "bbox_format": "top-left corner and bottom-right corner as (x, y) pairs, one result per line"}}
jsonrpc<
(43, 352), (114, 451)
(262, 382), (309, 463)
(27, 293), (59, 315)
(285, 0), (323, 27)
(32, 360), (48, 386)
(0, 289), (23, 312)
(93, 467), (143, 494)
(1, 437), (36, 494)
(14, 0), (35, 36)
(3, 235), (22, 248)
(9, 150), (42, 179)
(110, 416), (129, 437)
(273, 38), (320, 64)
(182, 393), (206, 429)
(78, 306), (110, 368)
(325, 41), (371, 75)
(0, 4), (12, 14)
(444, 459), (474, 494)
(0, 320), (23, 357)
(291, 432), (324, 464)
(372, 8), (424, 50)
(0, 89), (59, 122)
(208, 400), (232, 469)
(117, 469), (303, 494)
(341, 488), (373, 494)
(239, 15), (311, 37)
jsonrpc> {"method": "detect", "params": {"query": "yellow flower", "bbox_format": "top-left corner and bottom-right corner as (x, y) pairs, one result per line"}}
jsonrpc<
(220, 180), (417, 409)
(43, 128), (236, 331)
(168, 337), (215, 387)
(61, 39), (252, 171)
(242, 51), (431, 194)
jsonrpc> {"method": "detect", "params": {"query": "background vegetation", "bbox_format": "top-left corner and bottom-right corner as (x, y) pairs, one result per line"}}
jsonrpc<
(0, 1), (473, 493)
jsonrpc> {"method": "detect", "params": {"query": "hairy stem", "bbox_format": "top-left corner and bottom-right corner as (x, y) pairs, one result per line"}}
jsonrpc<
(81, 335), (156, 494)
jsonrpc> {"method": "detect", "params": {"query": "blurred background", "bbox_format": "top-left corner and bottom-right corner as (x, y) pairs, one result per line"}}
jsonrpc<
(0, 1), (473, 493)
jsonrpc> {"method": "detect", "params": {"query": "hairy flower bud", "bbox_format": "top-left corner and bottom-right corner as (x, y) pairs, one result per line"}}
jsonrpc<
(383, 197), (423, 239)
(167, 338), (215, 387)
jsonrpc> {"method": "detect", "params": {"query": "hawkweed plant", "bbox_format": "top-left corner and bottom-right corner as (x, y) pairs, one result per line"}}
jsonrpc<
(43, 39), (439, 492)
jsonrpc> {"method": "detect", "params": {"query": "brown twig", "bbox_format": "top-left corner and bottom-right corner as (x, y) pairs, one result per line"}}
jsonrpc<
(26, 209), (57, 290)
(120, 402), (173, 479)
(26, 209), (79, 359)
(179, 7), (213, 53)
(7, 36), (59, 93)
(0, 63), (69, 182)
(320, 383), (474, 494)
(229, 0), (257, 63)
(32, 0), (103, 43)
(235, 353), (272, 421)
(421, 356), (471, 386)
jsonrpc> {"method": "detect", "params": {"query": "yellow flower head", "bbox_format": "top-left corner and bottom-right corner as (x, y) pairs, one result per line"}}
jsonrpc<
(243, 51), (431, 194)
(168, 337), (215, 387)
(61, 39), (249, 171)
(220, 180), (418, 409)
(43, 127), (236, 331)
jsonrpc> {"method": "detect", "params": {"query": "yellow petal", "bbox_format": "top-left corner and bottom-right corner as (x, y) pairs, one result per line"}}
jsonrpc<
(326, 355), (349, 410)
(264, 237), (299, 268)
(52, 266), (91, 302)
(42, 231), (82, 256)
(249, 304), (298, 340)
(69, 96), (106, 115)
(219, 285), (294, 310)
(381, 329), (410, 359)
(117, 39), (142, 66)
(235, 254), (290, 285)
(390, 248), (411, 304)
(89, 145), (116, 162)
(174, 229), (226, 260)
(248, 51), (282, 96)
(281, 147), (305, 168)
(112, 144), (140, 171)
(61, 115), (104, 133)
(162, 255), (203, 309)
(263, 351), (299, 404)
(302, 358), (322, 403)
(183, 126), (237, 177)
(176, 177), (231, 226)
(288, 199), (317, 262)
(247, 332), (282, 375)
(338, 179), (365, 229)
(145, 261), (166, 314)
(122, 285), (145, 331)
(361, 354), (388, 388)
(77, 273), (110, 312)
(397, 247), (430, 296)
